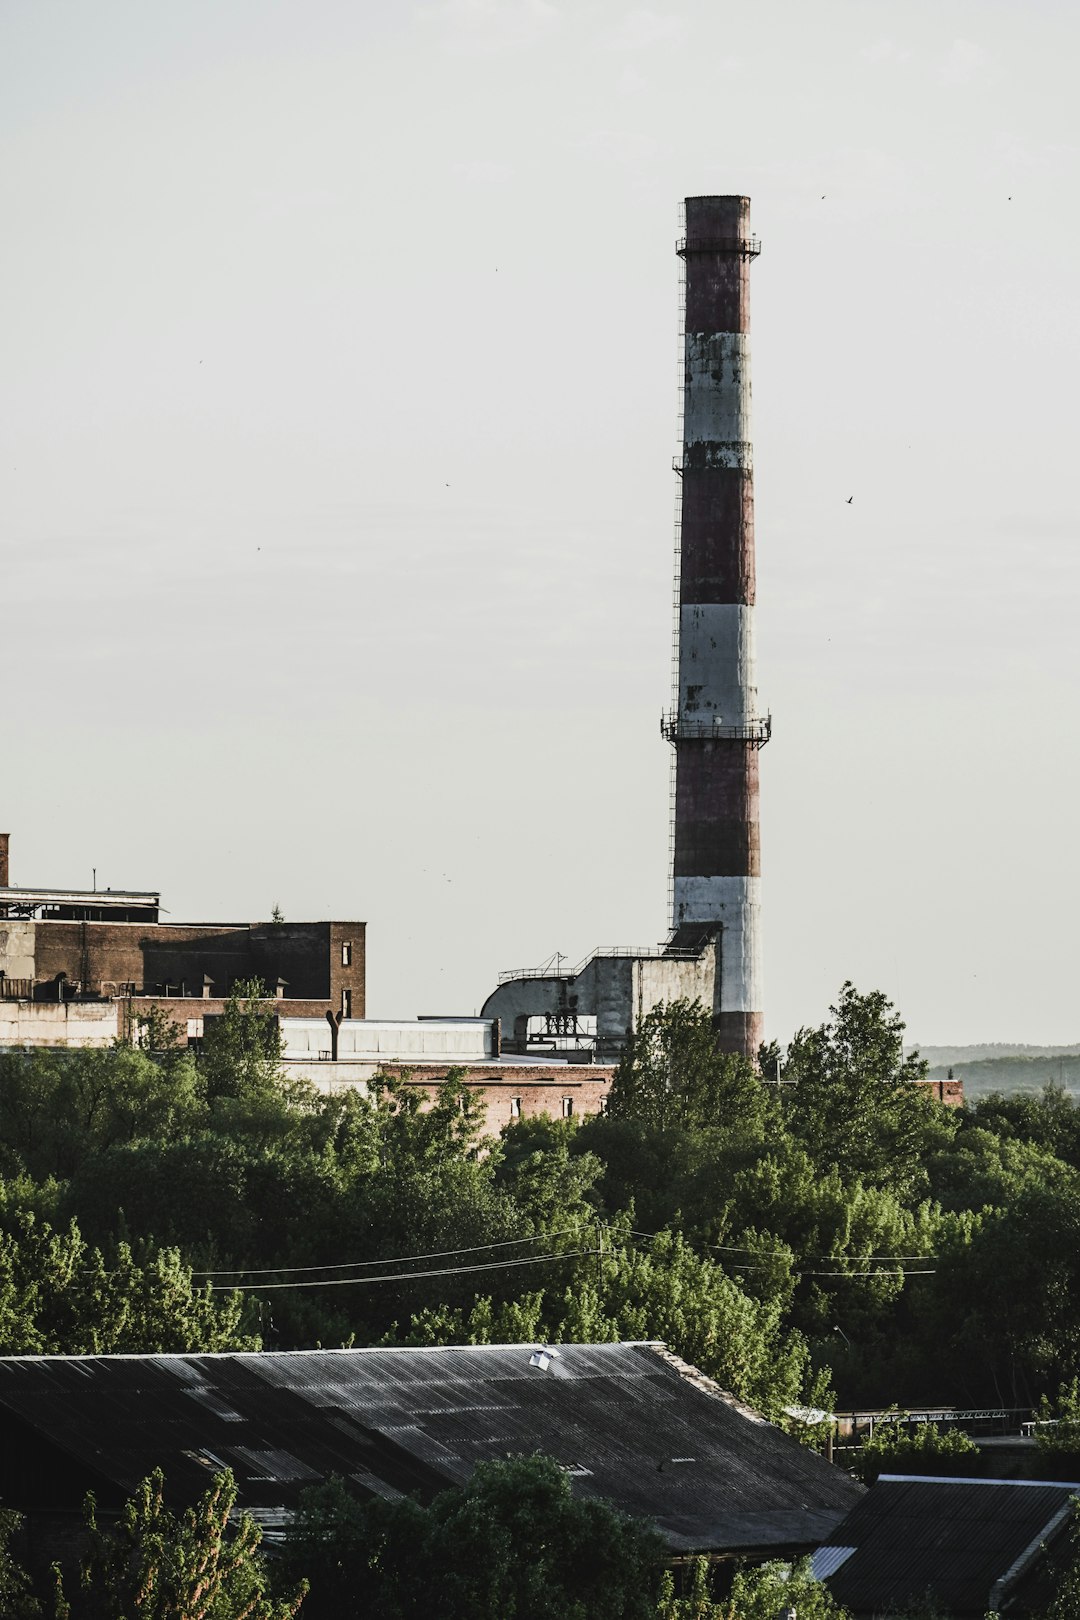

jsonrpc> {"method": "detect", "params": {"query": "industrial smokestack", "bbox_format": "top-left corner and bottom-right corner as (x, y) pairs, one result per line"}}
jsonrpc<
(664, 196), (768, 1058)
(0, 834), (9, 889)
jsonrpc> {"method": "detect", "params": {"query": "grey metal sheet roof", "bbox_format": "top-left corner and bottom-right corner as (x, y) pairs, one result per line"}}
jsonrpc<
(0, 1343), (861, 1553)
(820, 1475), (1080, 1616)
(0, 887), (159, 903)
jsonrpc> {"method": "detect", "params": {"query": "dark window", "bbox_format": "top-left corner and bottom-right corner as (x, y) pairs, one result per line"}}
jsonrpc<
(561, 1096), (573, 1119)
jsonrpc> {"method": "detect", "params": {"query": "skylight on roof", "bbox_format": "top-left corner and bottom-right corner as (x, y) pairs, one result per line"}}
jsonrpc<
(811, 1546), (856, 1581)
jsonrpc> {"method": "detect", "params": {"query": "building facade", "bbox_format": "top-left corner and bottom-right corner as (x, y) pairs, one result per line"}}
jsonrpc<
(0, 834), (365, 1028)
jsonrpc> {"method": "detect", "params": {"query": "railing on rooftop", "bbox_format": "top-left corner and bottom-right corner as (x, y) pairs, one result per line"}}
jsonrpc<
(834, 1407), (1033, 1442)
(497, 944), (705, 986)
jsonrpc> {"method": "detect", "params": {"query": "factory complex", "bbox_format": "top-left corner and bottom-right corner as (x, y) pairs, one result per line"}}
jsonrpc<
(485, 196), (768, 1059)
(0, 830), (614, 1129)
(1, 198), (962, 1116)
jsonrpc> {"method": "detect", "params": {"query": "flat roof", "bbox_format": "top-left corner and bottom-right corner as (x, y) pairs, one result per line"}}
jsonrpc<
(0, 886), (160, 905)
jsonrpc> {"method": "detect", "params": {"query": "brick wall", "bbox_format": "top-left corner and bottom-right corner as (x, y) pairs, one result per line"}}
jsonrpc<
(33, 922), (247, 994)
(385, 1064), (615, 1129)
(248, 922), (366, 1012)
(329, 922), (366, 1019)
(29, 919), (365, 1009)
(918, 1076), (964, 1108)
(125, 997), (336, 1046)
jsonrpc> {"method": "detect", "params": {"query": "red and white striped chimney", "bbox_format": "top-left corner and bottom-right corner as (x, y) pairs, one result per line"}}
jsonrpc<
(665, 196), (768, 1058)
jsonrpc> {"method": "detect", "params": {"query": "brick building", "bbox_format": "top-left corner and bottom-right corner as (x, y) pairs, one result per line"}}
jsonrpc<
(0, 834), (955, 1128)
(277, 1016), (614, 1128)
(0, 835), (612, 1129)
(0, 833), (365, 1028)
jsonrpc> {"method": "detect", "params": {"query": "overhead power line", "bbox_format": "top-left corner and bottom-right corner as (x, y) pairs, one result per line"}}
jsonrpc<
(197, 1225), (938, 1297)
(727, 1261), (936, 1277)
(210, 1249), (593, 1293)
(626, 1230), (937, 1277)
(193, 1228), (582, 1280)
(628, 1229), (935, 1264)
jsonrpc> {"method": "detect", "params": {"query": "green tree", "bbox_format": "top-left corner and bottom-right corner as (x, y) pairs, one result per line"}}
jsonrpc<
(279, 1455), (663, 1620)
(850, 1419), (979, 1484)
(1031, 1379), (1080, 1475)
(200, 979), (313, 1126)
(607, 1001), (767, 1135)
(655, 1557), (728, 1619)
(60, 1467), (305, 1620)
(0, 1508), (40, 1620)
(917, 1184), (1080, 1407)
(0, 1214), (254, 1356)
(493, 1116), (604, 1233)
(579, 1000), (775, 1241)
(726, 1557), (849, 1619)
(783, 984), (953, 1196)
(0, 1045), (204, 1182)
(1045, 1499), (1080, 1620)
(971, 1084), (1080, 1172)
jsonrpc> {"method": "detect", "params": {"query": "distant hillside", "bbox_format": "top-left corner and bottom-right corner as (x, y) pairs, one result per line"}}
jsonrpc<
(911, 1048), (1080, 1100)
(911, 1043), (1080, 1068)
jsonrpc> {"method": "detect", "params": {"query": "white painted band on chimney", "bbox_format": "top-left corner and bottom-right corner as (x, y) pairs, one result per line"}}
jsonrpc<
(672, 875), (763, 1013)
(684, 331), (752, 449)
(678, 603), (759, 725)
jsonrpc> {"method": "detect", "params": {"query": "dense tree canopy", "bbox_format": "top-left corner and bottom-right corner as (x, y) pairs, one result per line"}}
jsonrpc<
(278, 1455), (663, 1620)
(58, 1467), (305, 1620)
(0, 979), (1076, 1416)
(2, 974), (1080, 1617)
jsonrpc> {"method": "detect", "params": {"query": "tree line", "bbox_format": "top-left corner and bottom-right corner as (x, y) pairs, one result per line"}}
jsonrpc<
(3, 979), (1080, 1612)
(4, 980), (1080, 1410)
(4, 1454), (1080, 1619)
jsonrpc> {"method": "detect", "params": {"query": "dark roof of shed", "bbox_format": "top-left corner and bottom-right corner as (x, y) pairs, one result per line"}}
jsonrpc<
(0, 1342), (860, 1554)
(818, 1474), (1080, 1616)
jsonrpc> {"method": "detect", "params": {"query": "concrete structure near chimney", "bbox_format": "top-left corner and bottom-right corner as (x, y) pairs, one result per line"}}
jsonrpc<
(482, 195), (767, 1063)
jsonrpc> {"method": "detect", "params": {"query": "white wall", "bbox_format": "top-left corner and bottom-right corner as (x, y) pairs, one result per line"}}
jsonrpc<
(0, 1000), (119, 1049)
(280, 1017), (497, 1063)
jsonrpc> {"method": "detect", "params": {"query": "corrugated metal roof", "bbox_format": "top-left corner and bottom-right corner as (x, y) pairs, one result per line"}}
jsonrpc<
(0, 1343), (861, 1553)
(820, 1476), (1080, 1616)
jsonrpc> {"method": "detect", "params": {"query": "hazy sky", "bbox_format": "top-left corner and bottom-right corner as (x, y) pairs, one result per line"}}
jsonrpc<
(3, 0), (1078, 1046)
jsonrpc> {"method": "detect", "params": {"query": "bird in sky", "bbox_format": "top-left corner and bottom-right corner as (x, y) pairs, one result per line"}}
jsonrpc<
(846, 496), (853, 504)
